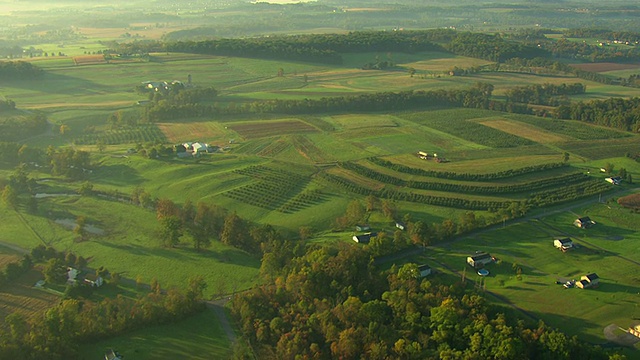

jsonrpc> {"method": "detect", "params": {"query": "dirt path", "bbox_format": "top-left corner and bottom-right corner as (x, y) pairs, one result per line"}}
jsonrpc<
(207, 298), (237, 344)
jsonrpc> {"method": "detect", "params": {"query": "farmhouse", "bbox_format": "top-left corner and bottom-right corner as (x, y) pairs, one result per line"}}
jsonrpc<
(629, 325), (640, 339)
(574, 216), (595, 229)
(605, 176), (622, 185)
(352, 232), (377, 244)
(355, 224), (371, 232)
(395, 221), (406, 231)
(576, 273), (600, 289)
(418, 264), (432, 277)
(554, 237), (573, 251)
(467, 252), (492, 268)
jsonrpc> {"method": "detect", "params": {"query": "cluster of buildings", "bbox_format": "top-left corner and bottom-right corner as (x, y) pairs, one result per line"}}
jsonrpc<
(175, 142), (219, 158)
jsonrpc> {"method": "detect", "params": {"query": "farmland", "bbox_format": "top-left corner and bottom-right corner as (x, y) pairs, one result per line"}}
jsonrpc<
(2, 22), (640, 357)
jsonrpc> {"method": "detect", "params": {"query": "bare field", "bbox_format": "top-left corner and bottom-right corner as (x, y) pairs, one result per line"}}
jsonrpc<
(229, 120), (319, 139)
(0, 269), (59, 323)
(477, 119), (569, 143)
(158, 122), (227, 143)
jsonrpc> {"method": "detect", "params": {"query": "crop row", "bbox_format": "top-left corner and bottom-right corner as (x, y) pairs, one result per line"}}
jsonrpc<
(340, 162), (590, 194)
(234, 165), (306, 184)
(75, 126), (167, 145)
(277, 189), (327, 213)
(291, 135), (327, 163)
(528, 180), (612, 207)
(320, 170), (611, 211)
(369, 157), (568, 181)
(318, 172), (509, 211)
(507, 116), (629, 140)
(257, 140), (291, 157)
(399, 113), (535, 148)
(224, 181), (294, 210)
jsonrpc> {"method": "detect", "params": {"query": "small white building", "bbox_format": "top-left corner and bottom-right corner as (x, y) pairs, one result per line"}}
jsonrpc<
(554, 238), (573, 251)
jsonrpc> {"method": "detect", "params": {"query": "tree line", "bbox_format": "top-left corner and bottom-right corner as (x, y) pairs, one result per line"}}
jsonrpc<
(0, 113), (48, 142)
(505, 83), (586, 106)
(554, 97), (640, 132)
(0, 61), (43, 79)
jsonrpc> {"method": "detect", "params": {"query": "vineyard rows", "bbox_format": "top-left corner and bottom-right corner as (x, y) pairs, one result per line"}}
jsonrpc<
(400, 113), (535, 148)
(369, 158), (568, 181)
(224, 165), (314, 212)
(75, 126), (167, 145)
(340, 162), (591, 195)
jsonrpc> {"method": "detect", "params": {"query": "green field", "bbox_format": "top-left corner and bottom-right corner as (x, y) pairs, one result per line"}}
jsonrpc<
(407, 200), (640, 346)
(2, 43), (640, 356)
(77, 308), (232, 360)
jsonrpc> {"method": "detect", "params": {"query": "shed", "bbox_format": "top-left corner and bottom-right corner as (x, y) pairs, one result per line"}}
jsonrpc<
(418, 264), (432, 277)
(467, 252), (492, 268)
(574, 217), (595, 229)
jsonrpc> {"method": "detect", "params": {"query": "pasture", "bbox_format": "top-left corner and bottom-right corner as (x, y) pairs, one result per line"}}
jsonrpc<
(420, 208), (640, 345)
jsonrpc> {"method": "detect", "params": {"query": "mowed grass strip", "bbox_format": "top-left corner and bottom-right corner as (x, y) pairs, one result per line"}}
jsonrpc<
(477, 118), (569, 143)
(229, 119), (319, 139)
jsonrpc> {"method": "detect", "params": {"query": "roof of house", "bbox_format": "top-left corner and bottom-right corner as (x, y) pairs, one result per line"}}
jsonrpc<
(555, 237), (572, 244)
(579, 279), (590, 287)
(418, 264), (431, 271)
(585, 273), (599, 281)
(577, 216), (592, 223)
(469, 252), (492, 261)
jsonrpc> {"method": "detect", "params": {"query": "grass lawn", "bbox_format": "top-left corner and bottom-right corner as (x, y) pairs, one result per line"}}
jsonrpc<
(77, 308), (232, 360)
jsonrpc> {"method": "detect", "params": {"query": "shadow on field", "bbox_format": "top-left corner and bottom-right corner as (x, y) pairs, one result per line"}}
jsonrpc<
(531, 310), (603, 344)
(91, 164), (144, 186)
(593, 281), (640, 295)
(5, 73), (104, 95)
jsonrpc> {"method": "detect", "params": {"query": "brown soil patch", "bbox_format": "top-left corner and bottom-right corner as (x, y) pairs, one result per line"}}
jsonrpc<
(229, 120), (318, 139)
(478, 119), (568, 143)
(0, 268), (59, 323)
(571, 62), (640, 73)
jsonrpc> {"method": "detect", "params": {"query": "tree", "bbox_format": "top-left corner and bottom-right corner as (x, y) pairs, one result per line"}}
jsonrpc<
(604, 162), (615, 175)
(74, 216), (87, 240)
(59, 124), (69, 136)
(159, 216), (183, 247)
(365, 195), (379, 212)
(77, 181), (93, 196)
(408, 67), (416, 77)
(43, 258), (67, 285)
(2, 184), (18, 208)
(220, 212), (252, 251)
(299, 226), (313, 240)
(345, 199), (366, 226)
(381, 200), (396, 220)
(563, 152), (570, 163)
